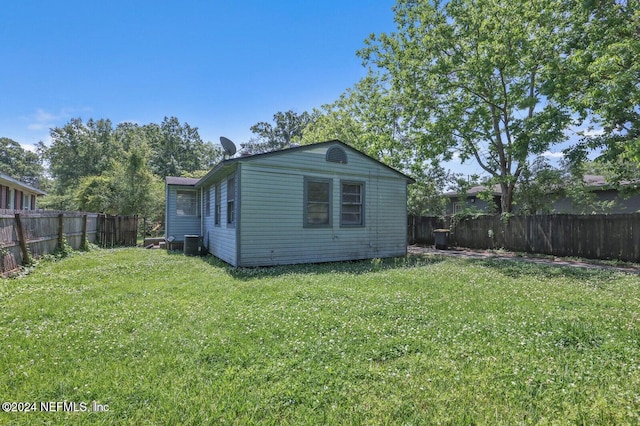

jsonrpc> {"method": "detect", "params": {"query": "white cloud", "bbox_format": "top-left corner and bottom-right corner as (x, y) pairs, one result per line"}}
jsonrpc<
(26, 107), (92, 131)
(27, 108), (62, 130)
(581, 128), (605, 137)
(541, 150), (565, 159)
(20, 143), (38, 152)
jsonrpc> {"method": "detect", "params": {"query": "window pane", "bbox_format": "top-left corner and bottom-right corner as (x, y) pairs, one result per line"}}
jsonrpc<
(341, 212), (362, 225)
(307, 202), (329, 224)
(341, 182), (363, 226)
(305, 179), (331, 226)
(215, 185), (221, 225)
(176, 191), (196, 216)
(227, 176), (236, 225)
(227, 177), (235, 200)
(343, 192), (361, 203)
(308, 181), (329, 202)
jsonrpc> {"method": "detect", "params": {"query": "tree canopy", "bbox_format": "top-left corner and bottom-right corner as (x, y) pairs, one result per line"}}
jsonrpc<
(0, 137), (44, 187)
(242, 110), (317, 154)
(555, 0), (640, 174)
(358, 0), (579, 213)
(33, 116), (220, 218)
(5, 0), (638, 219)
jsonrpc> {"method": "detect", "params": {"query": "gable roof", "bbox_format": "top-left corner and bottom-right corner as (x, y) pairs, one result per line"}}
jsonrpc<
(166, 140), (416, 188)
(0, 174), (47, 195)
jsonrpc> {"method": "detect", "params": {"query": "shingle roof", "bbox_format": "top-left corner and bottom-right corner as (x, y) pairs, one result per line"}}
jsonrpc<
(165, 176), (199, 186)
(0, 174), (47, 195)
(195, 140), (416, 187)
(443, 175), (629, 198)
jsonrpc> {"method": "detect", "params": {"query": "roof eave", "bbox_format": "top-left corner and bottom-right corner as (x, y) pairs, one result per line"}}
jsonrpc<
(0, 174), (47, 195)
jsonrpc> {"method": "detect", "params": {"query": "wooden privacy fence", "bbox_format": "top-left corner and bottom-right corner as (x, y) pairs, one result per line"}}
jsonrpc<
(1, 211), (138, 275)
(409, 213), (640, 263)
(96, 214), (138, 247)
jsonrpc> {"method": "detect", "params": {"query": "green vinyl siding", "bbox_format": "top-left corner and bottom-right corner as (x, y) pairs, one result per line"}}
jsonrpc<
(202, 175), (237, 266)
(237, 144), (409, 267)
(165, 185), (200, 242)
(167, 142), (411, 267)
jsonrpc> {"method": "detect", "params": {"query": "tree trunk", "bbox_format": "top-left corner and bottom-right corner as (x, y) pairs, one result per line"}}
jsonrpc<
(501, 183), (514, 214)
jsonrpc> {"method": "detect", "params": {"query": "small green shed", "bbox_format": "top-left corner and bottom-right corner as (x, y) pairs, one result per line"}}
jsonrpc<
(165, 140), (415, 267)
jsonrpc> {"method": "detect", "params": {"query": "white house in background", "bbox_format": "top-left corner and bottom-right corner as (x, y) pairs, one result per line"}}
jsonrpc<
(165, 140), (415, 267)
(0, 174), (46, 210)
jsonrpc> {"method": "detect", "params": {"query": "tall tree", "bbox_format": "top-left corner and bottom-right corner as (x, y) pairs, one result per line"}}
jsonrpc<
(0, 137), (44, 187)
(359, 0), (574, 213)
(146, 116), (219, 178)
(303, 75), (416, 173)
(243, 110), (317, 154)
(39, 118), (121, 193)
(555, 0), (640, 176)
(302, 76), (456, 215)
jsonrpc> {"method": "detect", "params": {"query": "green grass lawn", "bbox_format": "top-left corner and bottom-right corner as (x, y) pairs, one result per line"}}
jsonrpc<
(1, 249), (639, 425)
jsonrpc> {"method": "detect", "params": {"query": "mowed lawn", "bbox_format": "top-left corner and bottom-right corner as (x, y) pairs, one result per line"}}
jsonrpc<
(1, 249), (639, 425)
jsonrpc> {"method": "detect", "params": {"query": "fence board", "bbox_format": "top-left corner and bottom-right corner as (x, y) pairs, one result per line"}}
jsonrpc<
(0, 212), (138, 275)
(409, 213), (640, 263)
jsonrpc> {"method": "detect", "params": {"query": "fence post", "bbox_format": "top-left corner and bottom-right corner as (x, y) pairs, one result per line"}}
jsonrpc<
(14, 213), (30, 266)
(81, 214), (88, 250)
(58, 213), (65, 248)
(97, 214), (104, 247)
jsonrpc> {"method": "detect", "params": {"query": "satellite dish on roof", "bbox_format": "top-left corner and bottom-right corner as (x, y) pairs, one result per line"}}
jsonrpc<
(220, 136), (237, 158)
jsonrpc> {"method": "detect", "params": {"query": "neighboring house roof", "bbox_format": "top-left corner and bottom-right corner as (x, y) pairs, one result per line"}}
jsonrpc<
(444, 175), (631, 199)
(166, 140), (416, 187)
(583, 174), (607, 187)
(0, 173), (47, 195)
(444, 184), (502, 198)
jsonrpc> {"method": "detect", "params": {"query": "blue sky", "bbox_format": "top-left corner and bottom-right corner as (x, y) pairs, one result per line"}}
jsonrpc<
(1, 0), (592, 180)
(1, 0), (396, 151)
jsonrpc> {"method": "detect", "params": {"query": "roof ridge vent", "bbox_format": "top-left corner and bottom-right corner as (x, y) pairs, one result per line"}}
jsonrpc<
(326, 145), (348, 164)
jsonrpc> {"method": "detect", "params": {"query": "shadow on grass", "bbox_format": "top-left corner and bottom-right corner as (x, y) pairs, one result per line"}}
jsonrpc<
(166, 248), (621, 282)
(191, 254), (447, 281)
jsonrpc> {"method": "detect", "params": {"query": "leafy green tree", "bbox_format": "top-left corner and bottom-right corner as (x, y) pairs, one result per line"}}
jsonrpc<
(38, 116), (215, 218)
(556, 0), (640, 172)
(146, 116), (221, 178)
(0, 137), (45, 187)
(37, 191), (78, 211)
(514, 157), (565, 215)
(243, 110), (317, 154)
(112, 125), (164, 218)
(39, 118), (121, 194)
(358, 0), (575, 213)
(303, 76), (456, 215)
(75, 175), (119, 213)
(303, 75), (416, 172)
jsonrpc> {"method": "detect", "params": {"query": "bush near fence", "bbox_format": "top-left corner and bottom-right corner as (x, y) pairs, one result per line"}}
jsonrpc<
(0, 211), (138, 275)
(409, 213), (640, 263)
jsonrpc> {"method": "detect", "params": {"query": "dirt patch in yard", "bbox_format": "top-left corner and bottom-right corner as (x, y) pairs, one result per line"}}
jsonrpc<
(408, 244), (640, 274)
